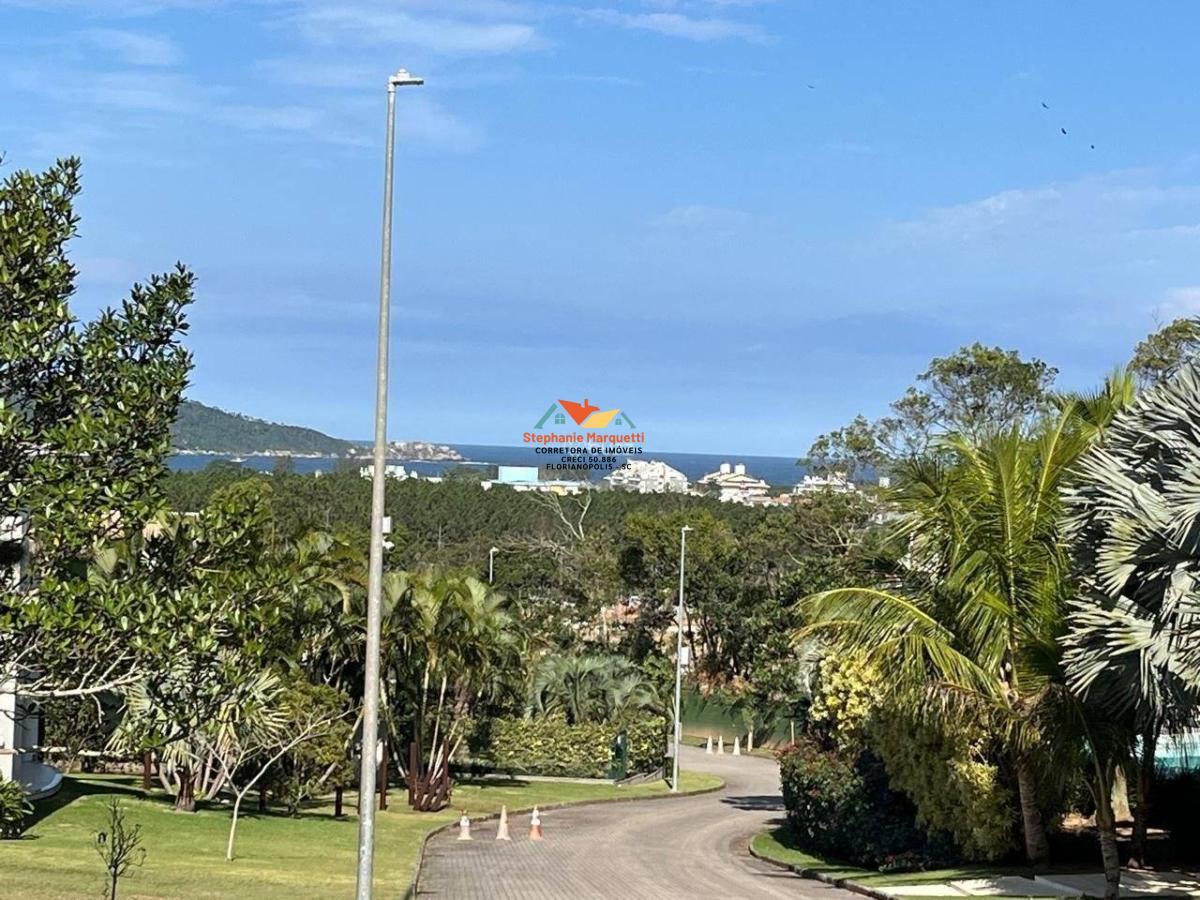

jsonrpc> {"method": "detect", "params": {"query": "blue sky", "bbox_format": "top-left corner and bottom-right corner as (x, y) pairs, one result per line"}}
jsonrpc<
(4, 1), (1200, 456)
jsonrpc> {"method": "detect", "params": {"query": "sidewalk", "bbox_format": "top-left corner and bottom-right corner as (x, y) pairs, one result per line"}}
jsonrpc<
(878, 870), (1200, 899)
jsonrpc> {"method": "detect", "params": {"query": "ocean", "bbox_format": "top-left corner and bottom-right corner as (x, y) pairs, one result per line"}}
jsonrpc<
(169, 443), (808, 487)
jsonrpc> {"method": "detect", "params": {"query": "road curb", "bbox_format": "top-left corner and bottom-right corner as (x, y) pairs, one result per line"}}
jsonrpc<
(403, 776), (726, 898)
(747, 839), (899, 900)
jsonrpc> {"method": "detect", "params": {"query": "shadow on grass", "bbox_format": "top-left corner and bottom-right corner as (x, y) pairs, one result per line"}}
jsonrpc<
(26, 774), (143, 829)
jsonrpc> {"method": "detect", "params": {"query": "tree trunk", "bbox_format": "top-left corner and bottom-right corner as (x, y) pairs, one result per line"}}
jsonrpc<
(174, 766), (196, 813)
(1015, 755), (1051, 866)
(1131, 724), (1157, 868)
(1096, 785), (1122, 900)
(226, 792), (245, 861)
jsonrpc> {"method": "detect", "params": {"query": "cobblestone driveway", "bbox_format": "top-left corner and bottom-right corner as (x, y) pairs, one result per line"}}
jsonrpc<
(416, 745), (858, 899)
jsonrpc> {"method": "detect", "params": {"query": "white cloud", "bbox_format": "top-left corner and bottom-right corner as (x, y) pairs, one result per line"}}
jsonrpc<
(581, 8), (767, 42)
(892, 186), (1063, 244)
(79, 28), (180, 66)
(1156, 287), (1200, 320)
(651, 204), (752, 230)
(284, 5), (540, 54)
(397, 95), (482, 152)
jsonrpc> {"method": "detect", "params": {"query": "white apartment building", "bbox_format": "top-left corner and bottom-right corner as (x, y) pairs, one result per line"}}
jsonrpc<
(793, 472), (859, 495)
(359, 463), (442, 484)
(696, 462), (771, 505)
(604, 459), (689, 494)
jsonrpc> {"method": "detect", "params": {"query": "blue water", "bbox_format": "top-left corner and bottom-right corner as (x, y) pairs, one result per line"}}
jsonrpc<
(169, 444), (807, 487)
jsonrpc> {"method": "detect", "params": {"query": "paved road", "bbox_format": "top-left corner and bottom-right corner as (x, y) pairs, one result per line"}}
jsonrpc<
(416, 745), (858, 899)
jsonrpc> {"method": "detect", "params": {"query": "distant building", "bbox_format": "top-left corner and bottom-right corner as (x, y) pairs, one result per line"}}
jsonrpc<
(696, 462), (771, 505)
(0, 515), (61, 800)
(358, 463), (440, 484)
(605, 459), (688, 494)
(793, 472), (858, 495)
(360, 463), (413, 481)
(481, 465), (586, 495)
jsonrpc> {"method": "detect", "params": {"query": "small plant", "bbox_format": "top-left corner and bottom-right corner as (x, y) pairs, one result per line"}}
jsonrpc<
(0, 777), (33, 839)
(94, 799), (146, 900)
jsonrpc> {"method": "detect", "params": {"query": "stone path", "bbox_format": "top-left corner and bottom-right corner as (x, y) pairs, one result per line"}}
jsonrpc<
(416, 744), (858, 899)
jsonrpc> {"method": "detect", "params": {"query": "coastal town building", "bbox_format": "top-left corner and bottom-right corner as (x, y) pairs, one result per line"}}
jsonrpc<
(696, 462), (771, 506)
(481, 465), (587, 495)
(793, 472), (859, 495)
(358, 463), (441, 483)
(604, 459), (688, 494)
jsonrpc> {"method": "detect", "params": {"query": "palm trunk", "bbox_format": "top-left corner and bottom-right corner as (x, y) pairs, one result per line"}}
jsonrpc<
(1096, 781), (1122, 900)
(174, 765), (196, 812)
(1015, 755), (1051, 866)
(1131, 724), (1157, 868)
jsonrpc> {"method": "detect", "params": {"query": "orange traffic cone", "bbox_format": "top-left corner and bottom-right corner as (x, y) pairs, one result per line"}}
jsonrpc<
(457, 810), (472, 841)
(529, 806), (543, 841)
(496, 805), (511, 841)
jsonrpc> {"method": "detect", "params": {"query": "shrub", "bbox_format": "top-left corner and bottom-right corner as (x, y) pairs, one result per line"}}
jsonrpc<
(487, 716), (665, 778)
(779, 737), (926, 869)
(868, 708), (1015, 862)
(0, 778), (33, 839)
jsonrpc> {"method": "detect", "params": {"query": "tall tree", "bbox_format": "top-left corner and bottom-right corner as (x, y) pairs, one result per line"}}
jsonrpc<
(1130, 317), (1200, 386)
(807, 344), (1058, 476)
(1, 157), (193, 697)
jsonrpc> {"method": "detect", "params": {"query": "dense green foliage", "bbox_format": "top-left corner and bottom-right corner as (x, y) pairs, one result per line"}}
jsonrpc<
(804, 654), (1014, 863)
(1, 157), (194, 699)
(486, 715), (665, 778)
(171, 400), (356, 456)
(868, 709), (1014, 861)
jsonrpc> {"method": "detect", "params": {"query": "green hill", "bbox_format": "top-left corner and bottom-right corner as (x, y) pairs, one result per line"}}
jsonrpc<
(171, 400), (357, 456)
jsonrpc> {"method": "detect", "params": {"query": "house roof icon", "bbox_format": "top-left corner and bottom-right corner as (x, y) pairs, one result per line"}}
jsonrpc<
(534, 398), (635, 430)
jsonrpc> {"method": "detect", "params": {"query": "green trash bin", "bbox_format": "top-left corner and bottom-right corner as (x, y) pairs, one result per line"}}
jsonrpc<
(608, 731), (629, 780)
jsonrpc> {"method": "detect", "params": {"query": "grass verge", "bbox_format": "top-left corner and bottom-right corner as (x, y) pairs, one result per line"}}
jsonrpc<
(750, 825), (1039, 888)
(1, 769), (723, 899)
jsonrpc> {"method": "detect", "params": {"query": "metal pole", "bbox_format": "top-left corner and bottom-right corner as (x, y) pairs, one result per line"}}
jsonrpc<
(355, 68), (421, 899)
(671, 525), (691, 792)
(489, 546), (497, 583)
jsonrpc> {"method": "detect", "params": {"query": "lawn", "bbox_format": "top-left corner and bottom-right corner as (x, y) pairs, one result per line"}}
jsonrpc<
(2, 770), (722, 899)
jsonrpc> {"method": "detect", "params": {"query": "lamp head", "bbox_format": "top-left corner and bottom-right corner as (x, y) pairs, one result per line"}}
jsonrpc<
(389, 69), (425, 87)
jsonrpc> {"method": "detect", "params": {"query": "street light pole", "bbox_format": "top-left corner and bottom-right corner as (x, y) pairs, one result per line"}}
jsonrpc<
(355, 68), (423, 900)
(671, 525), (692, 793)
(488, 546), (498, 584)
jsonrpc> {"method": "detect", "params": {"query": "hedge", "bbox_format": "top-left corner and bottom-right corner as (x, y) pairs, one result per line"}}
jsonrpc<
(487, 716), (665, 779)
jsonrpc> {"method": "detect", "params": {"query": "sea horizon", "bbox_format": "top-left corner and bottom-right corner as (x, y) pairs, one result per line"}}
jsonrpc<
(169, 442), (810, 487)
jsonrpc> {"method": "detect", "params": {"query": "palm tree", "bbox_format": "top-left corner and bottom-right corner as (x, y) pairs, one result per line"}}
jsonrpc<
(381, 570), (521, 809)
(529, 654), (661, 725)
(1063, 363), (1200, 867)
(800, 408), (1096, 867)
